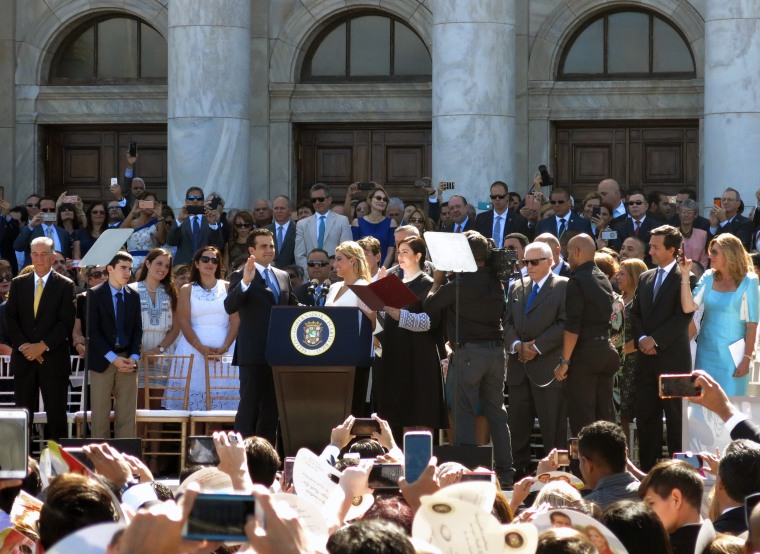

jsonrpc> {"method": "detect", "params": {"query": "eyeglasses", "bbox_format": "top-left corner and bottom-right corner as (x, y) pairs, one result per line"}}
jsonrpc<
(307, 260), (329, 267)
(310, 197), (327, 203)
(60, 207), (73, 212)
(409, 217), (425, 223)
(627, 200), (645, 206)
(235, 223), (252, 229)
(522, 258), (549, 267)
(199, 256), (220, 265)
(26, 202), (40, 208)
(91, 210), (106, 215)
(186, 195), (204, 201)
(490, 194), (507, 200)
(0, 275), (12, 282)
(40, 208), (56, 213)
(108, 206), (122, 211)
(550, 200), (566, 205)
(373, 196), (388, 202)
(88, 270), (108, 279)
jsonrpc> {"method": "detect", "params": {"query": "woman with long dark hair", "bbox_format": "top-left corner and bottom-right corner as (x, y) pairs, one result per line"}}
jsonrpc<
(73, 202), (108, 259)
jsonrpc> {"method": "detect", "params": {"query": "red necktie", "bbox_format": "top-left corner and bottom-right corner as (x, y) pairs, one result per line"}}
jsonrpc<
(634, 220), (641, 237)
(455, 224), (462, 233)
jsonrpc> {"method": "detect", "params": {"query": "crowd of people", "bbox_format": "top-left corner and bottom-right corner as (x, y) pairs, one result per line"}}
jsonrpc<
(1, 153), (760, 552)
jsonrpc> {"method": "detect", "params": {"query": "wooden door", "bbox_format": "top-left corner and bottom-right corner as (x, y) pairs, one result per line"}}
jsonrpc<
(297, 125), (432, 205)
(554, 123), (699, 201)
(45, 125), (167, 205)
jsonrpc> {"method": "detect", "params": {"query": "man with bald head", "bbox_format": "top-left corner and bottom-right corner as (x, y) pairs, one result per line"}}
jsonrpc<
(619, 236), (646, 263)
(597, 179), (628, 225)
(554, 234), (619, 437)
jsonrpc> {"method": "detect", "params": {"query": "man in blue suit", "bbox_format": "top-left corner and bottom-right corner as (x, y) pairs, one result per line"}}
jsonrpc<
(535, 188), (592, 239)
(14, 197), (72, 267)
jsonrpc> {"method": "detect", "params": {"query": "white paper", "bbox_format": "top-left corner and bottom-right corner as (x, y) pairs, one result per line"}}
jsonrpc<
(292, 448), (340, 506)
(729, 338), (745, 368)
(412, 496), (503, 554)
(431, 481), (496, 514)
(271, 493), (329, 552)
(423, 232), (477, 273)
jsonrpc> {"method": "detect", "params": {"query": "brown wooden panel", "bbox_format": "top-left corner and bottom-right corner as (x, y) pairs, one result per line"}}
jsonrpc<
(644, 145), (682, 182)
(316, 148), (353, 181)
(66, 149), (100, 180)
(385, 147), (423, 183)
(573, 146), (610, 182)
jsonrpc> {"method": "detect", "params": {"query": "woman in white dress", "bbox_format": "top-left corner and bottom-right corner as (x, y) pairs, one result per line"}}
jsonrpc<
(325, 241), (376, 415)
(164, 246), (240, 410)
(129, 248), (181, 408)
(121, 192), (166, 273)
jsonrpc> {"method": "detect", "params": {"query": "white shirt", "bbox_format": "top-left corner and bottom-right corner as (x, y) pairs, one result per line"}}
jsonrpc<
(34, 269), (53, 289)
(555, 214), (569, 235)
(314, 211), (330, 236)
(613, 201), (627, 220)
(239, 262), (276, 292)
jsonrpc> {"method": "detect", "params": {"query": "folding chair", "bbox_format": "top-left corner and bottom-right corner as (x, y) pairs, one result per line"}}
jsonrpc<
(0, 355), (13, 407)
(135, 354), (193, 468)
(189, 355), (240, 435)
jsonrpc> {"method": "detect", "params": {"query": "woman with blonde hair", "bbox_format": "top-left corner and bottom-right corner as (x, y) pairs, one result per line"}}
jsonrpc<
(679, 233), (759, 395)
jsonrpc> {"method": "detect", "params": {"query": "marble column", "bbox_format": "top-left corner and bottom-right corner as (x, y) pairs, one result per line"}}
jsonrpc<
(168, 0), (251, 209)
(432, 0), (515, 205)
(703, 2), (760, 206)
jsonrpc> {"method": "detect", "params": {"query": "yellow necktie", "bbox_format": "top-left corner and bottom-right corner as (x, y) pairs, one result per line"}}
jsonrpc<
(33, 278), (43, 317)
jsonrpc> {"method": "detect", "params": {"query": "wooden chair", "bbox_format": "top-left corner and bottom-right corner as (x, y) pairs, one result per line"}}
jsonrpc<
(135, 354), (193, 469)
(189, 355), (240, 435)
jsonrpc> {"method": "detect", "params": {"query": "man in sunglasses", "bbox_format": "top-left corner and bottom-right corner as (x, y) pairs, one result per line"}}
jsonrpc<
(24, 195), (41, 219)
(106, 200), (125, 229)
(266, 195), (296, 268)
(294, 248), (331, 305)
(474, 181), (531, 247)
(295, 183), (352, 274)
(535, 188), (592, 241)
(611, 190), (658, 253)
(504, 241), (568, 478)
(167, 186), (224, 265)
(14, 197), (72, 268)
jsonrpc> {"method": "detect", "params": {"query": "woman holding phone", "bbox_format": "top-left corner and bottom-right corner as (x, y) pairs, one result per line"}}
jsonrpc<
(121, 191), (166, 273)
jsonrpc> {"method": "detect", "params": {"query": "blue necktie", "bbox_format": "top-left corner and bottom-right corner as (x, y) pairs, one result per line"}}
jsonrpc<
(192, 215), (201, 252)
(558, 218), (567, 238)
(493, 215), (503, 249)
(264, 268), (279, 299)
(317, 216), (326, 250)
(653, 268), (665, 299)
(525, 283), (539, 313)
(115, 291), (127, 347)
(277, 225), (284, 252)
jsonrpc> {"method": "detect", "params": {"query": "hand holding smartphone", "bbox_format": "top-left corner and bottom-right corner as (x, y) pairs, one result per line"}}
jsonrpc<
(404, 431), (432, 484)
(659, 373), (701, 398)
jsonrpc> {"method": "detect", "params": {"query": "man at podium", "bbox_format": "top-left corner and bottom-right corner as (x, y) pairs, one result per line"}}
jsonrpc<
(225, 228), (297, 444)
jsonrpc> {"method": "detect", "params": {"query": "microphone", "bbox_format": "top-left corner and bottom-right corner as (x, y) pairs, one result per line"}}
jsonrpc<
(306, 279), (318, 296)
(317, 279), (331, 306)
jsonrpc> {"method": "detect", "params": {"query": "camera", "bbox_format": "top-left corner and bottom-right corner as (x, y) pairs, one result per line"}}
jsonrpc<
(538, 164), (554, 189)
(488, 248), (519, 282)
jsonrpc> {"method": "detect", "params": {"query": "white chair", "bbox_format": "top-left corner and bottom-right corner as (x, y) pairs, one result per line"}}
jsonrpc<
(34, 356), (87, 454)
(189, 355), (239, 435)
(0, 355), (13, 407)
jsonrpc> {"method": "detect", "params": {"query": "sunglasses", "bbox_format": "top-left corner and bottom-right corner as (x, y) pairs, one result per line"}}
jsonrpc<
(490, 194), (507, 200)
(627, 200), (645, 206)
(307, 260), (329, 267)
(40, 208), (56, 213)
(108, 206), (122, 211)
(88, 270), (108, 279)
(310, 197), (327, 203)
(235, 223), (252, 229)
(409, 217), (425, 223)
(373, 196), (388, 202)
(186, 195), (204, 201)
(522, 258), (549, 267)
(60, 207), (74, 212)
(0, 275), (12, 282)
(91, 210), (106, 215)
(26, 202), (40, 208)
(550, 200), (566, 205)
(199, 256), (220, 265)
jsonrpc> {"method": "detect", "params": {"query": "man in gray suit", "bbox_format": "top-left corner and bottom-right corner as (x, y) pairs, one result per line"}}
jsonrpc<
(167, 186), (225, 265)
(504, 241), (568, 476)
(266, 195), (296, 269)
(295, 183), (352, 273)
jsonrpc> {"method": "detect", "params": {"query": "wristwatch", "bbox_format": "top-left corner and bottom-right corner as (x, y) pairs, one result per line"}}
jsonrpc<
(158, 345), (165, 353)
(558, 356), (570, 366)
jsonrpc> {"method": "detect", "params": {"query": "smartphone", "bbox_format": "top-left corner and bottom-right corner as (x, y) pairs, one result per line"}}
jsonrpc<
(62, 447), (95, 471)
(714, 197), (722, 208)
(659, 373), (701, 398)
(368, 464), (402, 490)
(110, 177), (119, 188)
(668, 195), (677, 204)
(63, 195), (79, 204)
(208, 196), (222, 210)
(477, 201), (493, 211)
(128, 142), (137, 158)
(746, 493), (760, 528)
(591, 206), (601, 217)
(182, 493), (256, 542)
(601, 230), (617, 240)
(440, 182), (455, 191)
(0, 409), (28, 479)
(42, 213), (57, 223)
(186, 205), (205, 215)
(568, 438), (579, 460)
(358, 182), (375, 191)
(553, 450), (570, 466)
(187, 436), (220, 466)
(138, 200), (155, 210)
(282, 457), (295, 488)
(677, 246), (685, 265)
(460, 471), (495, 483)
(673, 452), (703, 470)
(404, 431), (432, 485)
(351, 418), (380, 436)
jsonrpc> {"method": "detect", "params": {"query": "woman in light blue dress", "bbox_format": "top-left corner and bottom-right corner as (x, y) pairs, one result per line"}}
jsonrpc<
(679, 234), (758, 395)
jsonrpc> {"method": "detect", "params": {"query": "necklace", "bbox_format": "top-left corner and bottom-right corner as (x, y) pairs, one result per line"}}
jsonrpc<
(143, 283), (158, 293)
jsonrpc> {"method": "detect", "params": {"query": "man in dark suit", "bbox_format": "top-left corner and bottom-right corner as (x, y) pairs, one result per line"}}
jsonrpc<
(709, 187), (753, 250)
(629, 225), (693, 471)
(442, 195), (475, 233)
(474, 181), (531, 246)
(224, 228), (298, 444)
(266, 195), (296, 269)
(6, 237), (75, 441)
(167, 186), (225, 265)
(611, 190), (661, 252)
(87, 252), (142, 438)
(712, 439), (760, 535)
(504, 241), (568, 475)
(14, 197), (72, 268)
(294, 248), (331, 306)
(597, 178), (628, 226)
(535, 188), (593, 239)
(534, 233), (572, 277)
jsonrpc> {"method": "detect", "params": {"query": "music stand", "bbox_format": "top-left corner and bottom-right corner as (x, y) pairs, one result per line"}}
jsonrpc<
(423, 231), (477, 446)
(78, 229), (133, 438)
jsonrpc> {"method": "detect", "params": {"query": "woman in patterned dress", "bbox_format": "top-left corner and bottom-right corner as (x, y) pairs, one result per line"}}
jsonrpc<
(121, 192), (166, 273)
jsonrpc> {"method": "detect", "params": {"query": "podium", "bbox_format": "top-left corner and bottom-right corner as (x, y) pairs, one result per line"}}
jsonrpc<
(266, 306), (372, 455)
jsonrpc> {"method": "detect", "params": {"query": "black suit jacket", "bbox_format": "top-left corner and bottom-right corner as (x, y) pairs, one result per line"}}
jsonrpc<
(442, 217), (476, 233)
(5, 271), (76, 377)
(709, 214), (753, 251)
(87, 282), (142, 373)
(474, 209), (531, 243)
(731, 418), (760, 443)
(613, 215), (662, 248)
(629, 265), (693, 375)
(224, 267), (297, 366)
(0, 218), (20, 273)
(669, 524), (701, 554)
(534, 212), (592, 239)
(167, 216), (225, 265)
(267, 222), (297, 269)
(713, 506), (747, 535)
(14, 224), (72, 267)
